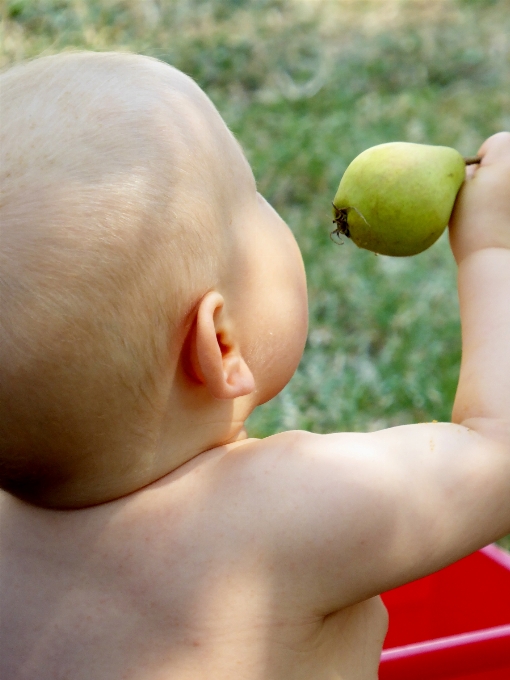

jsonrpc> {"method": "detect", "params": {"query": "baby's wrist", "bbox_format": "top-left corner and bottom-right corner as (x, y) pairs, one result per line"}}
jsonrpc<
(450, 222), (510, 265)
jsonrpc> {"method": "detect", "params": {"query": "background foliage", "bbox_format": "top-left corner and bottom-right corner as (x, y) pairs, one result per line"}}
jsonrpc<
(2, 0), (510, 548)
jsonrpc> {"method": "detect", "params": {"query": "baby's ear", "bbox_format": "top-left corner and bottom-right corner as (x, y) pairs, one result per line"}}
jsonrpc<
(186, 291), (255, 400)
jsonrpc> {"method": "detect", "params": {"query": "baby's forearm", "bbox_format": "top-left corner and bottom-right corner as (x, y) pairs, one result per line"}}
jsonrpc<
(452, 247), (510, 433)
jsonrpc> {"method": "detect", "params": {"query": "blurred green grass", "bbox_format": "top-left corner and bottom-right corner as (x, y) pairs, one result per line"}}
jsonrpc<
(2, 0), (510, 551)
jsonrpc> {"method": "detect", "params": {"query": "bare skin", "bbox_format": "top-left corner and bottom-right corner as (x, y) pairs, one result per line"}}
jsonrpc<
(1, 54), (510, 679)
(1, 437), (388, 680)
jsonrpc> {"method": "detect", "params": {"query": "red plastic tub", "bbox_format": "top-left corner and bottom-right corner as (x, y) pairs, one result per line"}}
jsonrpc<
(379, 544), (510, 680)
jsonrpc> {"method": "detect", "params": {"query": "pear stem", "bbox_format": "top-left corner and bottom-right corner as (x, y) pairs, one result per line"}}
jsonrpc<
(464, 155), (482, 165)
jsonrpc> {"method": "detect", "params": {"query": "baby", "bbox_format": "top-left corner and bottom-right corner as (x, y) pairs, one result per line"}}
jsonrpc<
(1, 51), (509, 680)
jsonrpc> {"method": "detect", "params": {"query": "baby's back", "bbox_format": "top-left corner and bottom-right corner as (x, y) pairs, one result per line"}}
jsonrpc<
(0, 437), (387, 680)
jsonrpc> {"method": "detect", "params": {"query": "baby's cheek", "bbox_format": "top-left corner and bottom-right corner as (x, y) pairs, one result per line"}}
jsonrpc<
(262, 304), (307, 402)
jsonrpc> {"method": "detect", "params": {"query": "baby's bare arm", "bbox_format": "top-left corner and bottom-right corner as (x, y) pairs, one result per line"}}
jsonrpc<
(450, 132), (510, 429)
(241, 133), (510, 616)
(242, 424), (509, 616)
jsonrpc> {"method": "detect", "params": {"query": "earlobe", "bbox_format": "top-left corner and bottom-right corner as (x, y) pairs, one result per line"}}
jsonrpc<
(188, 291), (255, 400)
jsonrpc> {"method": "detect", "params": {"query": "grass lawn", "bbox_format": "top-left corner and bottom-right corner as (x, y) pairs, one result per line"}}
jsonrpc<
(2, 0), (510, 551)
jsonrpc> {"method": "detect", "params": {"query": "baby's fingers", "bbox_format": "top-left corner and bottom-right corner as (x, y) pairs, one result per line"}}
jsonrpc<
(450, 131), (510, 262)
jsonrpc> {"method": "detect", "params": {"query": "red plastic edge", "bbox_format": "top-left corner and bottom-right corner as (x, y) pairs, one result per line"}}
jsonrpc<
(380, 624), (510, 661)
(379, 545), (510, 680)
(480, 543), (510, 569)
(379, 625), (510, 680)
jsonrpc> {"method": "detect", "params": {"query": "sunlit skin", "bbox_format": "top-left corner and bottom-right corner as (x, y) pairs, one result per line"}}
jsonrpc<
(1, 53), (510, 680)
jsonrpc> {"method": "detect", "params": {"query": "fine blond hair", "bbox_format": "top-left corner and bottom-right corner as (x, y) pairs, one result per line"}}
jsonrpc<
(0, 51), (242, 503)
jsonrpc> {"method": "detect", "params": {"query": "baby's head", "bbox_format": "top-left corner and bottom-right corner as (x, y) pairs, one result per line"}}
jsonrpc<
(0, 52), (308, 508)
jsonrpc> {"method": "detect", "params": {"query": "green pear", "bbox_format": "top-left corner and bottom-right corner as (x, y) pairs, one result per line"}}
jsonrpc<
(332, 142), (466, 256)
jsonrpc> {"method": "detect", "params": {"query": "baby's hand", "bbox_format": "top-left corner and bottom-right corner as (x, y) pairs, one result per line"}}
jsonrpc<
(450, 131), (510, 264)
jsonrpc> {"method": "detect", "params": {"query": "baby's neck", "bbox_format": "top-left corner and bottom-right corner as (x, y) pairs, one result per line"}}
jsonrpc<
(27, 384), (254, 510)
